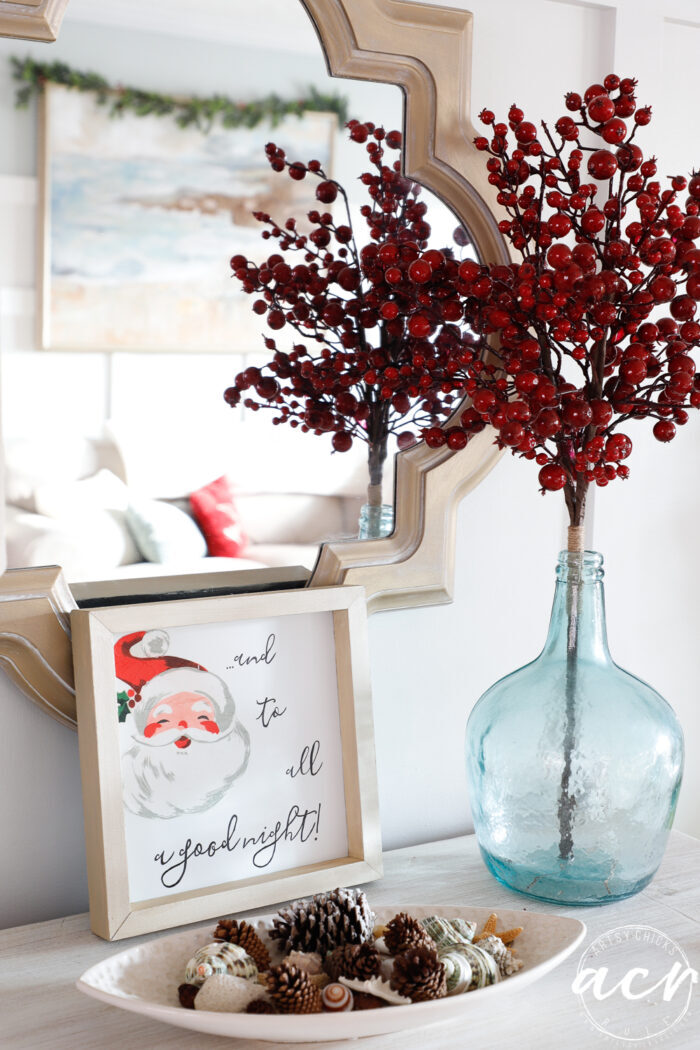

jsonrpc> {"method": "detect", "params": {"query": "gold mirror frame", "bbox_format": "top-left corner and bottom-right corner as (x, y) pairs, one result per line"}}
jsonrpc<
(0, 0), (507, 729)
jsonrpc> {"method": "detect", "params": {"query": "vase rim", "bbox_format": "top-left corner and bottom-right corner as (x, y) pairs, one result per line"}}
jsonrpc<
(556, 549), (604, 582)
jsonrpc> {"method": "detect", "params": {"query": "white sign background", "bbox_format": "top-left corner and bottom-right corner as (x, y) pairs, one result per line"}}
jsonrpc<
(115, 610), (348, 903)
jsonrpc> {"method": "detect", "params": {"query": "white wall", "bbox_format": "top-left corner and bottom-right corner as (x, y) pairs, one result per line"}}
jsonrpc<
(1, 0), (700, 928)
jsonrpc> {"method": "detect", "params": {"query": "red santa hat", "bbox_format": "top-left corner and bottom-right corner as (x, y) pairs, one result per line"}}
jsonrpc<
(115, 631), (236, 728)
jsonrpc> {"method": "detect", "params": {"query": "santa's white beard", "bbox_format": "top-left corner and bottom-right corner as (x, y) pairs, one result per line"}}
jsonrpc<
(121, 721), (250, 819)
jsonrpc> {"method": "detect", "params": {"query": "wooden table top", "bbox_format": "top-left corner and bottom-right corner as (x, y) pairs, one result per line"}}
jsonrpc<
(2, 832), (700, 1049)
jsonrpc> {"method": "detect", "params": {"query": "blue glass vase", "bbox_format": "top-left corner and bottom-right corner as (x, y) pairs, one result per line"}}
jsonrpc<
(466, 550), (683, 905)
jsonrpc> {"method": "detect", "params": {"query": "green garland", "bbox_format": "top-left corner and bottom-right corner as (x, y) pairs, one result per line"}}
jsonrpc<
(11, 56), (349, 132)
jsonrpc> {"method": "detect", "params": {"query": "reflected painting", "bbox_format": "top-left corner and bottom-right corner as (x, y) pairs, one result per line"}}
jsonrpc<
(40, 84), (336, 351)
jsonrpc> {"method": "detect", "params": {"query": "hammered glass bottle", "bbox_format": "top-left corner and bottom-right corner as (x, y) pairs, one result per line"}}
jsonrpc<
(357, 503), (394, 540)
(466, 551), (683, 905)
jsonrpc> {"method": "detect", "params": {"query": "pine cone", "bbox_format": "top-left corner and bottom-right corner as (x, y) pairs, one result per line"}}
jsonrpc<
(325, 941), (381, 982)
(178, 983), (199, 1009)
(384, 912), (434, 955)
(213, 918), (271, 972)
(265, 963), (323, 1014)
(390, 945), (447, 1002)
(270, 888), (374, 955)
(246, 999), (277, 1014)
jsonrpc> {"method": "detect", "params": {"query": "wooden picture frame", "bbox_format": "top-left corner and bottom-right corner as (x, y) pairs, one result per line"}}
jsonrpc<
(72, 584), (381, 940)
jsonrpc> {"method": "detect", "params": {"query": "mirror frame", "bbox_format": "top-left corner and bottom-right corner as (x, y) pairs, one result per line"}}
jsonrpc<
(0, 0), (508, 729)
(0, 0), (69, 42)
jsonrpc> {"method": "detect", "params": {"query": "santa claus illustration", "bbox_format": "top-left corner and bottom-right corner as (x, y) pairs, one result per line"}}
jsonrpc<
(115, 630), (250, 819)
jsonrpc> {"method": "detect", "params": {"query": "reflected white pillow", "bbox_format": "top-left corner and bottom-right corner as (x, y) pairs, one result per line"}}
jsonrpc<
(126, 498), (207, 564)
(33, 469), (129, 518)
(4, 434), (101, 510)
(4, 505), (140, 575)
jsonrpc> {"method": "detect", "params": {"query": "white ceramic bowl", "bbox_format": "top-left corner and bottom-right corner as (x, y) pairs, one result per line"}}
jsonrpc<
(77, 904), (586, 1042)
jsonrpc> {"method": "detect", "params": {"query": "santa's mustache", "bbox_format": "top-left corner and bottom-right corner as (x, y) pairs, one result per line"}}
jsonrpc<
(132, 724), (234, 748)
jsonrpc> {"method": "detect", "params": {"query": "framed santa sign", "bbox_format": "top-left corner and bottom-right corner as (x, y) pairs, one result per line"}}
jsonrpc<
(71, 585), (381, 940)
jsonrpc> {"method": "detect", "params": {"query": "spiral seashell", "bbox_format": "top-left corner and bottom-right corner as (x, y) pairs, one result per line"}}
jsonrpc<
(420, 916), (476, 950)
(339, 976), (411, 1005)
(437, 942), (499, 992)
(440, 949), (473, 995)
(185, 942), (258, 986)
(321, 982), (354, 1012)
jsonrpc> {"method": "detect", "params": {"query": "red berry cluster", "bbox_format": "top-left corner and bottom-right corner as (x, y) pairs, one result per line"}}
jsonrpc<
(443, 74), (700, 525)
(224, 121), (475, 494)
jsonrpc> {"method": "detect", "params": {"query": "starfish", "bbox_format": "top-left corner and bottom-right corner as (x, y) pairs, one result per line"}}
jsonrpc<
(473, 913), (523, 946)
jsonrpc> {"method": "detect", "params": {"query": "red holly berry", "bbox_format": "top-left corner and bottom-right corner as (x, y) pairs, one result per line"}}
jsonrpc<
(332, 432), (353, 452)
(408, 259), (432, 283)
(587, 94), (616, 123)
(653, 420), (676, 442)
(408, 314), (432, 338)
(587, 150), (618, 180)
(605, 434), (633, 461)
(539, 464), (568, 490)
(447, 428), (468, 450)
(316, 181), (338, 204)
(600, 118), (627, 144)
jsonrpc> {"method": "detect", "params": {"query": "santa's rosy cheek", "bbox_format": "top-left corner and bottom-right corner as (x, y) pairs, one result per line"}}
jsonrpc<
(200, 719), (220, 735)
(143, 723), (161, 738)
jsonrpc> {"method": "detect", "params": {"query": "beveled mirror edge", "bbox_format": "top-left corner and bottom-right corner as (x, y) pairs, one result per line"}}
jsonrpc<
(0, 0), (509, 728)
(0, 0), (69, 42)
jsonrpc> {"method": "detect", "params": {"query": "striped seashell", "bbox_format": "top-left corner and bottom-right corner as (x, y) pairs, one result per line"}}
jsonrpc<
(440, 948), (473, 996)
(438, 942), (499, 992)
(321, 982), (354, 1012)
(185, 942), (258, 987)
(338, 976), (411, 1005)
(420, 916), (476, 950)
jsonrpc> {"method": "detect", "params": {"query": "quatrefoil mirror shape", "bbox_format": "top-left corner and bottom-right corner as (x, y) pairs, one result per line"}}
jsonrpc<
(0, 0), (508, 729)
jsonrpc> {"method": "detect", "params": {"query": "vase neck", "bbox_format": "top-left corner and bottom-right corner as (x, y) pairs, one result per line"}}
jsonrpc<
(541, 551), (611, 664)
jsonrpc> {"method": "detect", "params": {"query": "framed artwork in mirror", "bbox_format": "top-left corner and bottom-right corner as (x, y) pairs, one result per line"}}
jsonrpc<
(39, 83), (337, 352)
(72, 584), (381, 940)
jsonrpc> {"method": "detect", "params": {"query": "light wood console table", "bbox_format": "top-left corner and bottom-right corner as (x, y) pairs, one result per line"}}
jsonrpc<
(2, 833), (699, 1048)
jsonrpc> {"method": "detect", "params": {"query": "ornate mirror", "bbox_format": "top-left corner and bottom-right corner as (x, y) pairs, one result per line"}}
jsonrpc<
(0, 0), (508, 729)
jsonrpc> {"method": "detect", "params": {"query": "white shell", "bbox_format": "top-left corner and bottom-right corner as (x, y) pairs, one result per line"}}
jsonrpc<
(339, 976), (411, 1005)
(194, 974), (267, 1013)
(478, 935), (524, 978)
(185, 942), (258, 986)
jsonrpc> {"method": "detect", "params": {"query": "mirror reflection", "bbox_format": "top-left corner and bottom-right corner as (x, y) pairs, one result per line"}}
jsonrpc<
(0, 0), (473, 587)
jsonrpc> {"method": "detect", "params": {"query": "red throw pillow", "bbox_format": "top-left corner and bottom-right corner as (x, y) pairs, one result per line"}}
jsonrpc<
(189, 476), (248, 557)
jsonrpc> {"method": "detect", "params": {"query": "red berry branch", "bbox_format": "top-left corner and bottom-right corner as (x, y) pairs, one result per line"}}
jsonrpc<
(223, 120), (476, 511)
(438, 73), (700, 533)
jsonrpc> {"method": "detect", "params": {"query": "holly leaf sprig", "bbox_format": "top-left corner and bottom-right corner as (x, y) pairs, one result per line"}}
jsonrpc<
(117, 690), (131, 723)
